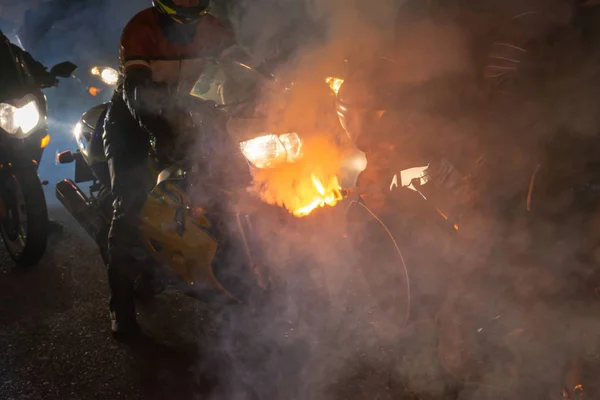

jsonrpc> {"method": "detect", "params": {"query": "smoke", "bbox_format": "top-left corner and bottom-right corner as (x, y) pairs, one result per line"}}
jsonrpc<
(190, 1), (600, 399)
(8, 0), (600, 398)
(228, 0), (398, 65)
(187, 0), (459, 399)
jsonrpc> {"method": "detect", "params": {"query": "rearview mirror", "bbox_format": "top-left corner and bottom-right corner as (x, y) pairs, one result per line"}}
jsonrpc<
(50, 61), (78, 78)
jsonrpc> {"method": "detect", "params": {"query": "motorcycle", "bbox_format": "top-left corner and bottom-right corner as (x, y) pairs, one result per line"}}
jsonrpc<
(0, 38), (77, 266)
(55, 57), (317, 305)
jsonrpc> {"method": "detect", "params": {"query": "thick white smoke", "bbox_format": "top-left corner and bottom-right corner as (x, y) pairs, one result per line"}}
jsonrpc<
(199, 1), (600, 399)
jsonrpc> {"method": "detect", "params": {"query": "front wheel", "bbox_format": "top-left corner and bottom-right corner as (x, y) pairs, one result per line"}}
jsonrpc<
(0, 168), (48, 266)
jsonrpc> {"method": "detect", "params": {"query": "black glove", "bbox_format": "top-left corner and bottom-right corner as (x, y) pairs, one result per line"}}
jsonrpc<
(122, 69), (178, 165)
(154, 135), (176, 166)
(148, 117), (178, 166)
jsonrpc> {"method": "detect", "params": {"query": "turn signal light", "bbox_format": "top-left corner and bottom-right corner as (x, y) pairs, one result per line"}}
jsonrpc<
(56, 150), (75, 164)
(40, 134), (50, 149)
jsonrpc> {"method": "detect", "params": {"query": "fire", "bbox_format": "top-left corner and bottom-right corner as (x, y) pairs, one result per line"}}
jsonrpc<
(294, 174), (343, 217)
(325, 77), (344, 95)
(249, 136), (345, 217)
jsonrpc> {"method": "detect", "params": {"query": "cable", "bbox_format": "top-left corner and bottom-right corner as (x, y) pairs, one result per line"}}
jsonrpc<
(527, 164), (541, 212)
(350, 200), (411, 325)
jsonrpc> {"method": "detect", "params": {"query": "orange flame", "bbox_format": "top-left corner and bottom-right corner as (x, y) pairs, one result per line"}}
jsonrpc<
(249, 135), (345, 217)
(293, 174), (343, 217)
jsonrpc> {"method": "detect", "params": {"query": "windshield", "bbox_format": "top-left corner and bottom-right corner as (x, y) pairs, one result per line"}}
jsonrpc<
(189, 59), (266, 107)
(0, 37), (34, 100)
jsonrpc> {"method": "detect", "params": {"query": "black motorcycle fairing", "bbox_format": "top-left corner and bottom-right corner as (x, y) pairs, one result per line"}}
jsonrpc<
(0, 38), (34, 98)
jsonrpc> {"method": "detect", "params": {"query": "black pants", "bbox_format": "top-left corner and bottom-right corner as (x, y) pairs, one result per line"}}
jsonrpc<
(103, 96), (150, 326)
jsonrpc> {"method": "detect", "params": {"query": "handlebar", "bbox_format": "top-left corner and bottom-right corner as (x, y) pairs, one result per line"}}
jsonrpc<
(39, 77), (59, 89)
(340, 186), (384, 199)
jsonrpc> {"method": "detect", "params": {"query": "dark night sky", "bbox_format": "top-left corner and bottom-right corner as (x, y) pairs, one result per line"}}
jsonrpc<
(1, 0), (147, 65)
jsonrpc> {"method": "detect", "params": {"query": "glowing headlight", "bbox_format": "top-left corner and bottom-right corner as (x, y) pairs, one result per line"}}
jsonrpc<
(73, 121), (88, 157)
(239, 133), (302, 168)
(91, 66), (119, 86)
(0, 101), (40, 135)
(326, 77), (344, 95)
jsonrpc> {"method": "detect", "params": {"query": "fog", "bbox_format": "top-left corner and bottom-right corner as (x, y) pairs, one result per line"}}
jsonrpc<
(5, 0), (600, 399)
(210, 1), (600, 399)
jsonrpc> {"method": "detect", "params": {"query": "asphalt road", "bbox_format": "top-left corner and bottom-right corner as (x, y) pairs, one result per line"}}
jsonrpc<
(0, 206), (451, 400)
(0, 207), (219, 400)
(0, 206), (406, 400)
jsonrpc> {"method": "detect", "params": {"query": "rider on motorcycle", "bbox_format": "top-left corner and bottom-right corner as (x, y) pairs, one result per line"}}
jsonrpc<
(104, 0), (234, 337)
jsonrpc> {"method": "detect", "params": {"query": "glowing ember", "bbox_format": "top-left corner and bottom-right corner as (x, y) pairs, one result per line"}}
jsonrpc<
(249, 136), (345, 217)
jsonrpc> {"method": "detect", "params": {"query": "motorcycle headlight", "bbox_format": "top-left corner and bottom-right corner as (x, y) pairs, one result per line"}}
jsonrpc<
(0, 101), (41, 136)
(239, 133), (302, 168)
(73, 121), (88, 157)
(91, 66), (119, 86)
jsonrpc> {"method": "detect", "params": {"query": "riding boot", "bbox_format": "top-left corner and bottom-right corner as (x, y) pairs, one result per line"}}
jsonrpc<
(108, 258), (140, 337)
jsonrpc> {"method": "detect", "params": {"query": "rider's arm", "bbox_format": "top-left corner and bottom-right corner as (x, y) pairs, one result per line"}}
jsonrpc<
(119, 20), (173, 142)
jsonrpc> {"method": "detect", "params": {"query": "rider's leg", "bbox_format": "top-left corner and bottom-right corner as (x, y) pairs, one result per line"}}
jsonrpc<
(103, 97), (150, 336)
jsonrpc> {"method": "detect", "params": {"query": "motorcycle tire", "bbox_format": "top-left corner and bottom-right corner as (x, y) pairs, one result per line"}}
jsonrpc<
(0, 168), (49, 266)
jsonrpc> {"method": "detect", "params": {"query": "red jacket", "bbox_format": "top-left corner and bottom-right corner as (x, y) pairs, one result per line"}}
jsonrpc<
(118, 8), (234, 92)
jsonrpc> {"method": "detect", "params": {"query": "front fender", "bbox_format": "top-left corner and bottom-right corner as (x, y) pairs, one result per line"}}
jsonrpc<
(0, 158), (40, 173)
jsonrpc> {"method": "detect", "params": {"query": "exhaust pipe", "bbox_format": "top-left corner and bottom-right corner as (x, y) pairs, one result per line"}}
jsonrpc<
(56, 179), (106, 240)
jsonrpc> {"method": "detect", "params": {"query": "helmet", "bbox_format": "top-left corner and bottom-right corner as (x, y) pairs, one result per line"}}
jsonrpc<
(153, 0), (211, 24)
